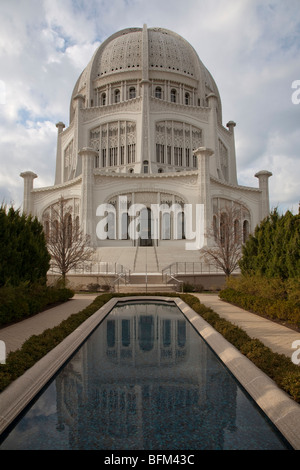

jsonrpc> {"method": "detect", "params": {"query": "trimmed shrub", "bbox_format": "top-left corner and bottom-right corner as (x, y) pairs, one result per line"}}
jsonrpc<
(0, 284), (74, 327)
(219, 286), (300, 328)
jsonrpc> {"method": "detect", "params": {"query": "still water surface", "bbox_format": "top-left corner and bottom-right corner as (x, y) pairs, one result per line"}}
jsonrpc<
(0, 301), (290, 450)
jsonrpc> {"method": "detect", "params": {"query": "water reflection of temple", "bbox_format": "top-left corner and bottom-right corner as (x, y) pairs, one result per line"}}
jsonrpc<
(55, 302), (238, 449)
(105, 302), (188, 366)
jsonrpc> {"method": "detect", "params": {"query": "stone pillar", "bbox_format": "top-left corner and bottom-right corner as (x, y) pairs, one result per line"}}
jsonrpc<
(73, 94), (85, 178)
(20, 171), (37, 214)
(255, 170), (273, 220)
(226, 121), (238, 185)
(79, 147), (98, 243)
(194, 147), (214, 246)
(207, 93), (219, 177)
(55, 121), (65, 185)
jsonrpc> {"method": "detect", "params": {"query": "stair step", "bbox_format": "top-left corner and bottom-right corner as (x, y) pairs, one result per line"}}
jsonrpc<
(116, 284), (178, 293)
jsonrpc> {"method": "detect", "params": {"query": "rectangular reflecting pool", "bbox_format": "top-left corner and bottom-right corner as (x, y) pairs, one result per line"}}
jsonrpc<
(0, 301), (291, 450)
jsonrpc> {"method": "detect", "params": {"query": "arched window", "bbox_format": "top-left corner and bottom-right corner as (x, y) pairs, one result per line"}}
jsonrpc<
(162, 212), (171, 240)
(75, 216), (80, 241)
(155, 87), (162, 99)
(114, 89), (120, 103)
(243, 220), (249, 243)
(185, 92), (190, 105)
(220, 213), (228, 247)
(234, 219), (240, 244)
(158, 168), (163, 173)
(121, 212), (129, 240)
(129, 87), (136, 99)
(213, 215), (218, 241)
(176, 211), (185, 239)
(53, 220), (59, 243)
(106, 212), (116, 239)
(171, 89), (177, 103)
(101, 93), (106, 106)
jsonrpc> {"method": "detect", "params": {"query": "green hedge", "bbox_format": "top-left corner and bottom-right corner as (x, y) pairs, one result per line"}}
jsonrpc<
(0, 284), (74, 327)
(1, 292), (299, 404)
(219, 287), (300, 328)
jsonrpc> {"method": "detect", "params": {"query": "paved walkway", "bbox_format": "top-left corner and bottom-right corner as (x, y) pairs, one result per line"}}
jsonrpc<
(193, 293), (300, 359)
(0, 294), (97, 354)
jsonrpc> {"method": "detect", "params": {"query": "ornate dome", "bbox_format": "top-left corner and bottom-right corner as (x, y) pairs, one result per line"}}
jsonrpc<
(70, 26), (222, 121)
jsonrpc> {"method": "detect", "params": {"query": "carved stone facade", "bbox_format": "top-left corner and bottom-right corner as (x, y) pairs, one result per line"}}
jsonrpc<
(20, 25), (272, 267)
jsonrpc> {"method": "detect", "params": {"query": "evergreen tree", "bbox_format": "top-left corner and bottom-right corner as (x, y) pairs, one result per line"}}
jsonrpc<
(0, 204), (50, 286)
(239, 209), (300, 279)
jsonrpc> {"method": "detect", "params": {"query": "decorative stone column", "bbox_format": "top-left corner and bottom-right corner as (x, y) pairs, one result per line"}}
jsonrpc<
(194, 147), (214, 246)
(255, 170), (273, 220)
(20, 171), (37, 215)
(79, 147), (98, 244)
(206, 93), (219, 177)
(55, 121), (65, 185)
(73, 94), (85, 178)
(226, 121), (238, 185)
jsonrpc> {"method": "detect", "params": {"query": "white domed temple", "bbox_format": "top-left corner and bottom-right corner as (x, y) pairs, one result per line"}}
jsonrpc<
(20, 25), (272, 288)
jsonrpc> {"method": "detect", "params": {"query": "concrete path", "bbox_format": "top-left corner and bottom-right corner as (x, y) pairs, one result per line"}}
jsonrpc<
(193, 293), (300, 360)
(0, 294), (97, 354)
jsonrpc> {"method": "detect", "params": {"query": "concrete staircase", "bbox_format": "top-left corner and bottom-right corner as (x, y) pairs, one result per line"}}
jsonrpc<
(115, 273), (178, 294)
(133, 246), (159, 273)
(115, 283), (178, 293)
(92, 245), (205, 293)
(93, 245), (202, 274)
(94, 247), (136, 272)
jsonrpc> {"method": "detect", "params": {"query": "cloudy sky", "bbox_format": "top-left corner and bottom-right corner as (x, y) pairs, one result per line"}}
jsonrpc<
(0, 0), (299, 214)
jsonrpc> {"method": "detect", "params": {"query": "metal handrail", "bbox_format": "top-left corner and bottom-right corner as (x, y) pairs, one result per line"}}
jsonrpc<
(113, 272), (127, 292)
(164, 273), (184, 292)
(161, 261), (232, 276)
(153, 244), (160, 272)
(133, 245), (139, 271)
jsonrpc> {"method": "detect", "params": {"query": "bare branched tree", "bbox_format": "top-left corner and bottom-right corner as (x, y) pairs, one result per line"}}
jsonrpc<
(200, 203), (244, 277)
(44, 197), (95, 286)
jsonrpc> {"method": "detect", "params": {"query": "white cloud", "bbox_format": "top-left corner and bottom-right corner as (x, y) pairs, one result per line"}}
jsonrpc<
(0, 0), (299, 215)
